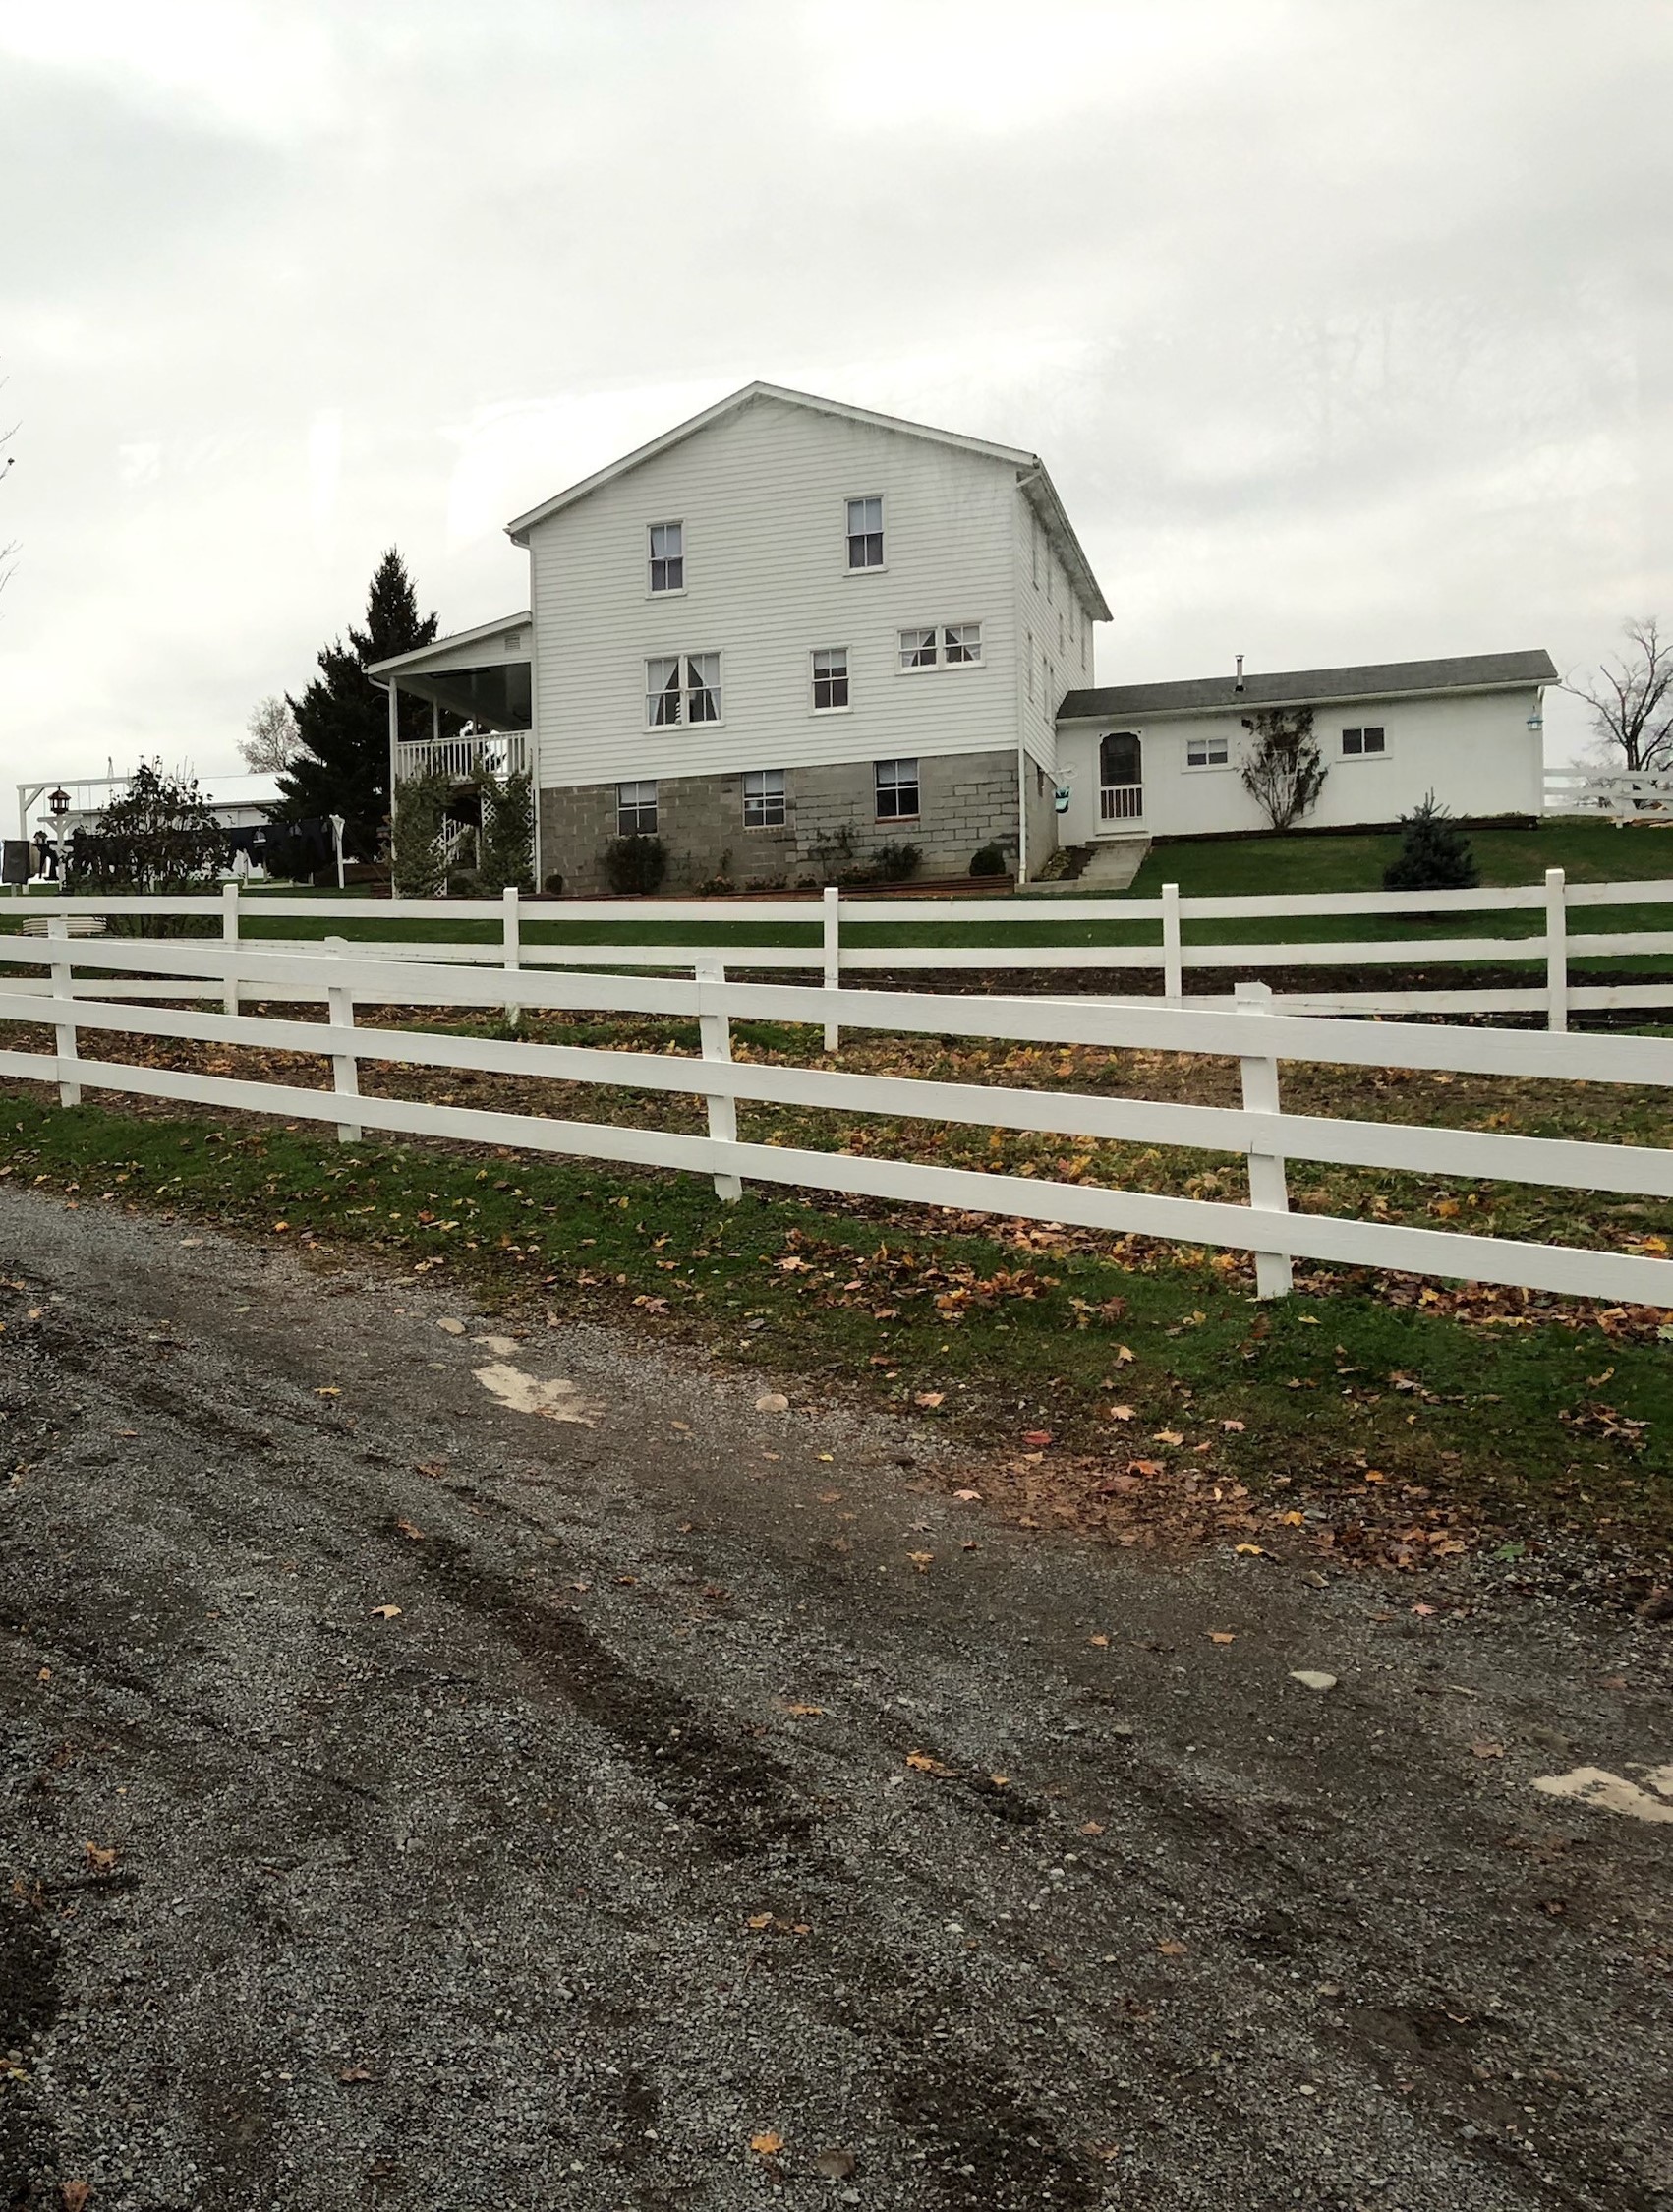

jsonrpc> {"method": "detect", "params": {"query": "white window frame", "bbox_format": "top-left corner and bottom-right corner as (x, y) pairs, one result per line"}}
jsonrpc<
(1185, 731), (1231, 771)
(743, 768), (786, 828)
(845, 495), (884, 572)
(644, 652), (723, 728)
(874, 757), (920, 821)
(943, 621), (983, 668)
(1341, 724), (1388, 758)
(647, 520), (684, 596)
(617, 780), (658, 836)
(811, 646), (850, 714)
(898, 625), (938, 672)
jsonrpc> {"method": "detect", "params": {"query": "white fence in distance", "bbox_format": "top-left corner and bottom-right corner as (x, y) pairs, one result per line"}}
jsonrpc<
(1543, 768), (1673, 822)
(0, 931), (1670, 1310)
(6, 868), (1673, 1038)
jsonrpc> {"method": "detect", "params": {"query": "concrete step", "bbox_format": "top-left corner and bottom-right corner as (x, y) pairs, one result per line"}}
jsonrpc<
(1074, 837), (1151, 891)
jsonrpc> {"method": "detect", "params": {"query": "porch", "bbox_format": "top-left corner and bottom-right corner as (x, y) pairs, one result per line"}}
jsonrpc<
(368, 611), (535, 793)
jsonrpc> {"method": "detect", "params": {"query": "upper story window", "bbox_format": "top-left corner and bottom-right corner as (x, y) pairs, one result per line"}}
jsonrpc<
(900, 622), (983, 671)
(899, 626), (938, 670)
(645, 651), (721, 726)
(943, 622), (982, 666)
(743, 769), (785, 827)
(846, 495), (884, 569)
(1186, 732), (1230, 769)
(875, 757), (919, 820)
(1026, 629), (1034, 698)
(812, 647), (849, 712)
(618, 780), (658, 835)
(1342, 725), (1386, 756)
(648, 521), (683, 593)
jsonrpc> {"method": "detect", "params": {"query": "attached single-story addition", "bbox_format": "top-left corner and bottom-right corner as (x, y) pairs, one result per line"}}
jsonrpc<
(1054, 650), (1557, 845)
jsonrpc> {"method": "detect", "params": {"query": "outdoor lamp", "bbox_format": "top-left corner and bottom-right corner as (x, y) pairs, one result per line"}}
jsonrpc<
(47, 787), (70, 817)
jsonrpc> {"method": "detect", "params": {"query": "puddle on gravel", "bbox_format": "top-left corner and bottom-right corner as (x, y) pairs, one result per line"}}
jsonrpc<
(1531, 1763), (1673, 1825)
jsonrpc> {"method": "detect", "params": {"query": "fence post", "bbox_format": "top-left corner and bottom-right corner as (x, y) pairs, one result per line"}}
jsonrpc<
(46, 916), (81, 1108)
(822, 884), (841, 1054)
(1544, 866), (1568, 1033)
(1161, 880), (1183, 1003)
(502, 883), (522, 1031)
(1235, 979), (1292, 1300)
(695, 957), (742, 1203)
(323, 935), (362, 1143)
(221, 879), (240, 1019)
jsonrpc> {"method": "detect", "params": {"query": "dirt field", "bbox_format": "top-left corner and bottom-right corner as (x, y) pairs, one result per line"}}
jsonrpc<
(1, 1190), (1669, 2212)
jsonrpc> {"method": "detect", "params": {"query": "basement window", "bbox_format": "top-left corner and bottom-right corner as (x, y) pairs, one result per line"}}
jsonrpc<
(617, 781), (658, 835)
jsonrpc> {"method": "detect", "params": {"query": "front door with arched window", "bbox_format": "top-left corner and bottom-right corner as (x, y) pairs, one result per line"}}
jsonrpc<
(1099, 730), (1143, 823)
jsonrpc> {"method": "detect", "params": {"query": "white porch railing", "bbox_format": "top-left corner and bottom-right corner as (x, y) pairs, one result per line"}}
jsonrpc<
(397, 732), (531, 781)
(1544, 769), (1673, 821)
(1100, 784), (1143, 821)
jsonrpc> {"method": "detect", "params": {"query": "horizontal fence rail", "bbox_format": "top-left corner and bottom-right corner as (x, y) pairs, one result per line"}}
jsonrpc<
(5, 868), (1673, 1034)
(0, 933), (1669, 1310)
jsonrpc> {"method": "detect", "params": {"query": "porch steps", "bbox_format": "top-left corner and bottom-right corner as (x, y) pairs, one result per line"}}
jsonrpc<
(1073, 837), (1151, 891)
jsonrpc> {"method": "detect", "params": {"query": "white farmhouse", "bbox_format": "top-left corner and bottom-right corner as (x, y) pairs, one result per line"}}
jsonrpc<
(369, 383), (1555, 890)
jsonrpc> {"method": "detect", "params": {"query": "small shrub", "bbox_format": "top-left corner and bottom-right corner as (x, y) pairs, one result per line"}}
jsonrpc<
(543, 871), (565, 897)
(969, 843), (1008, 876)
(1382, 792), (1479, 891)
(872, 841), (922, 881)
(604, 834), (667, 896)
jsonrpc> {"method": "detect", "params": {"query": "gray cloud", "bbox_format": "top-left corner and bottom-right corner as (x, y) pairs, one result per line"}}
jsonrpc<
(1, 0), (1668, 785)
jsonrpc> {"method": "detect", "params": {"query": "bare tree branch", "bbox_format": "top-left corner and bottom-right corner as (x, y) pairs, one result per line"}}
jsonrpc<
(1561, 618), (1673, 775)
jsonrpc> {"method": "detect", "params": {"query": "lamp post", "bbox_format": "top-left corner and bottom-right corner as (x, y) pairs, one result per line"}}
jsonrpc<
(46, 787), (70, 881)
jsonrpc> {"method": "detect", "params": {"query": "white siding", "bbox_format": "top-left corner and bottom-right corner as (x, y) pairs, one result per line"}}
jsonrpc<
(1054, 688), (1546, 844)
(1010, 493), (1099, 783)
(525, 395), (1026, 791)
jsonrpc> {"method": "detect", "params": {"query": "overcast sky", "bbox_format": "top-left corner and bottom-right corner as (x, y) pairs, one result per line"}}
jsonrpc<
(2, 0), (1669, 808)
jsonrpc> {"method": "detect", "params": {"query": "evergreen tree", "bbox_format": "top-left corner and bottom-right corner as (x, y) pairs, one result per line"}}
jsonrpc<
(276, 549), (437, 828)
(1382, 791), (1480, 891)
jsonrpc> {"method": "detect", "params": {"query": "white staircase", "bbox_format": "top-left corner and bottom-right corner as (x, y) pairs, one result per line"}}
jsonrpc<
(1075, 837), (1151, 891)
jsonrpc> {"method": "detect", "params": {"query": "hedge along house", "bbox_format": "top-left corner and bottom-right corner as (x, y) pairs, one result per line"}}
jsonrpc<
(371, 382), (1110, 892)
(1053, 650), (1558, 847)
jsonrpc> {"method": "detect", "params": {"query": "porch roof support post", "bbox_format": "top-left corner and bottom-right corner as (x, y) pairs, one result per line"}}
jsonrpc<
(386, 678), (399, 896)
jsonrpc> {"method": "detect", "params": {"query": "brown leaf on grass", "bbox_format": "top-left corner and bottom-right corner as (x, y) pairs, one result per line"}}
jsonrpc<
(781, 1703), (825, 1717)
(749, 2130), (785, 2155)
(1207, 1632), (1236, 1645)
(1158, 1939), (1188, 1957)
(1151, 1430), (1184, 1447)
(414, 1461), (447, 1479)
(60, 2184), (90, 2212)
(338, 2065), (373, 2083)
(1127, 1459), (1164, 1479)
(746, 1912), (774, 1931)
(1471, 1741), (1505, 1760)
(1021, 1428), (1053, 1447)
(394, 1519), (425, 1542)
(81, 1842), (118, 1873)
(953, 1486), (982, 1501)
(905, 1750), (958, 1778)
(1079, 1820), (1106, 1836)
(914, 1391), (946, 1408)
(1106, 1404), (1136, 1421)
(1220, 1419), (1246, 1433)
(1113, 1344), (1136, 1366)
(370, 1604), (402, 1620)
(907, 1551), (935, 1572)
(1088, 1634), (1110, 1648)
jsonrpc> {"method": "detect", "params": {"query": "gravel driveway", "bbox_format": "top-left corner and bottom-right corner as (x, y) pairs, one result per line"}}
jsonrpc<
(1, 1189), (1668, 2211)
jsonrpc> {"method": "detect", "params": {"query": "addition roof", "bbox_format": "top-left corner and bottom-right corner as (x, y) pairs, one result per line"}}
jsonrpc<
(1058, 649), (1558, 722)
(503, 380), (1111, 620)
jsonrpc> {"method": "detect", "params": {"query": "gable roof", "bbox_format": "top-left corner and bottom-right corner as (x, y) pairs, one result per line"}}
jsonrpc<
(504, 380), (1111, 619)
(1058, 649), (1557, 723)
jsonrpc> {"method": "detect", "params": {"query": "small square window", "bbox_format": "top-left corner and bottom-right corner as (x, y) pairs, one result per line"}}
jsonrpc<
(618, 780), (658, 835)
(846, 495), (883, 569)
(899, 626), (938, 670)
(875, 757), (919, 820)
(649, 521), (683, 593)
(743, 769), (785, 828)
(944, 622), (982, 666)
(1186, 734), (1230, 768)
(812, 647), (849, 712)
(1343, 726), (1386, 756)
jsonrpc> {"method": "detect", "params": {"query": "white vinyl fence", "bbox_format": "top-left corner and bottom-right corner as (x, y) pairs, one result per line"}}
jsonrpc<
(7, 867), (1673, 1040)
(0, 931), (1669, 1310)
(1544, 769), (1673, 822)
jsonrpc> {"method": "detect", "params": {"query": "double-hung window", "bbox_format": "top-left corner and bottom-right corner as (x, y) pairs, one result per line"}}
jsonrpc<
(944, 621), (982, 666)
(898, 626), (938, 670)
(744, 769), (785, 827)
(617, 781), (658, 835)
(1342, 725), (1386, 756)
(812, 647), (849, 711)
(846, 495), (883, 569)
(645, 652), (722, 726)
(648, 521), (683, 593)
(875, 758), (919, 820)
(1186, 733), (1230, 769)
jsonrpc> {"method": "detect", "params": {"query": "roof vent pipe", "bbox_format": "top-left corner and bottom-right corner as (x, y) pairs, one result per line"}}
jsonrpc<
(1235, 654), (1244, 693)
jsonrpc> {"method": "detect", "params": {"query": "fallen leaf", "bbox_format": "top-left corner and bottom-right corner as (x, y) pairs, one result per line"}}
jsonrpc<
(1114, 1345), (1135, 1366)
(1158, 1939), (1188, 1957)
(1471, 1741), (1505, 1760)
(1088, 1633), (1110, 1648)
(905, 1750), (958, 1778)
(749, 2130), (785, 2156)
(437, 1318), (466, 1335)
(915, 1391), (946, 1408)
(1107, 1404), (1136, 1421)
(60, 2185), (90, 2212)
(1021, 1428), (1053, 1447)
(1151, 1429), (1184, 1446)
(782, 1703), (825, 1717)
(1207, 1631), (1236, 1645)
(82, 1841), (118, 1873)
(371, 1603), (402, 1620)
(907, 1551), (935, 1572)
(1412, 1601), (1438, 1617)
(338, 2065), (373, 2083)
(746, 1912), (774, 1930)
(394, 1519), (425, 1542)
(1220, 1419), (1246, 1433)
(953, 1487), (982, 1501)
(755, 1392), (789, 1412)
(1079, 1820), (1106, 1836)
(1128, 1459), (1163, 1478)
(1235, 1543), (1264, 1556)
(315, 1385), (341, 1399)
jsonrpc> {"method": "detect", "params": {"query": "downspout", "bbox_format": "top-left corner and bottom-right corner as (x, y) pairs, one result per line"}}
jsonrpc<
(385, 678), (399, 897)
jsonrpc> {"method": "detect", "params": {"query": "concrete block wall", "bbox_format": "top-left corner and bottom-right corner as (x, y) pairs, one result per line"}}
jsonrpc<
(539, 746), (1027, 894)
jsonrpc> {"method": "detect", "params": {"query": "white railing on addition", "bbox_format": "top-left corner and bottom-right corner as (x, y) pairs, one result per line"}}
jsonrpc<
(397, 731), (531, 781)
(0, 929), (1670, 1310)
